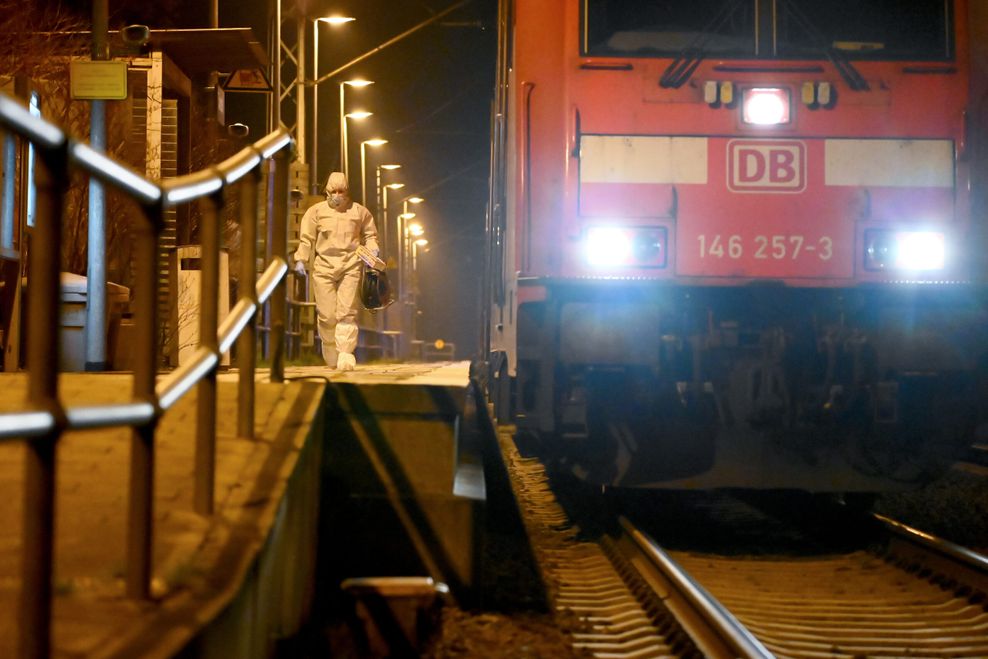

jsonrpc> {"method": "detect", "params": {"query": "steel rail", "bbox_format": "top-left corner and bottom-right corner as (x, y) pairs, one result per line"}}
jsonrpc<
(0, 90), (294, 659)
(257, 256), (289, 304)
(64, 402), (156, 430)
(875, 512), (988, 570)
(0, 95), (161, 207)
(155, 347), (220, 410)
(617, 516), (774, 659)
(0, 411), (57, 440)
(6, 247), (316, 441)
(656, 504), (988, 657)
(218, 257), (288, 354)
(872, 512), (988, 594)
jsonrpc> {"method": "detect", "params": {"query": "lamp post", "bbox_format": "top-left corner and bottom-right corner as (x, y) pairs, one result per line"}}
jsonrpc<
(376, 163), (401, 227)
(359, 138), (388, 206)
(382, 183), (405, 249)
(312, 17), (355, 191)
(412, 238), (429, 270)
(339, 80), (373, 179)
(404, 217), (425, 321)
(341, 111), (371, 182)
(411, 237), (429, 343)
(375, 164), (401, 259)
(396, 195), (424, 358)
(382, 183), (404, 340)
(397, 211), (416, 316)
(400, 196), (425, 319)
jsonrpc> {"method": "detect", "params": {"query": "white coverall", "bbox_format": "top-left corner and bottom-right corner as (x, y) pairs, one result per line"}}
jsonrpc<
(293, 198), (379, 367)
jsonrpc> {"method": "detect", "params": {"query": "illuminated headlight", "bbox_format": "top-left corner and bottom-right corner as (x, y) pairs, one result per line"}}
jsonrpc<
(864, 230), (946, 271)
(742, 87), (791, 126)
(585, 226), (667, 268)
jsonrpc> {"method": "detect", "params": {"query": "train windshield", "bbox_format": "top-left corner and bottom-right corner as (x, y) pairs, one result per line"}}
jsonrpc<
(584, 0), (953, 61)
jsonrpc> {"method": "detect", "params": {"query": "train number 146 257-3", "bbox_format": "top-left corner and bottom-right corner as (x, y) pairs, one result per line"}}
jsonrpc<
(696, 234), (833, 261)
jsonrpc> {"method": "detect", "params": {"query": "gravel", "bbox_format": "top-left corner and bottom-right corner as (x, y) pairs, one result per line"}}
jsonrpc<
(874, 466), (988, 555)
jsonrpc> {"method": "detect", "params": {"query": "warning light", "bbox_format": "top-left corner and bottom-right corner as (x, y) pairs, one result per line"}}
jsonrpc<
(434, 339), (445, 350)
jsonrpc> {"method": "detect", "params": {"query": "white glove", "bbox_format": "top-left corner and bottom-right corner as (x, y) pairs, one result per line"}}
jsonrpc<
(293, 260), (307, 277)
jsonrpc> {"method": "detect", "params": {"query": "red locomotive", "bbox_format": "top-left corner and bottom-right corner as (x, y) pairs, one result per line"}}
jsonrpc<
(486, 0), (988, 492)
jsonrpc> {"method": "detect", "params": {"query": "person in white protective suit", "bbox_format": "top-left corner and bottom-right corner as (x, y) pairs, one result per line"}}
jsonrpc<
(293, 172), (380, 371)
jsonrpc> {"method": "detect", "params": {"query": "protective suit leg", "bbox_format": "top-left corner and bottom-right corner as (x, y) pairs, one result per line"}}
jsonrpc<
(334, 266), (361, 355)
(335, 266), (361, 370)
(311, 269), (340, 367)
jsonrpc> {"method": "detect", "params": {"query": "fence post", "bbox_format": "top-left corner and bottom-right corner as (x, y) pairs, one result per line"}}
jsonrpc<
(269, 150), (289, 383)
(126, 204), (161, 599)
(194, 191), (222, 516)
(237, 170), (259, 438)
(20, 140), (68, 659)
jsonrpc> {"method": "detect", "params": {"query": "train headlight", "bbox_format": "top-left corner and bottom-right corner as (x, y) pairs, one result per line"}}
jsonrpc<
(742, 87), (791, 126)
(585, 226), (667, 268)
(864, 230), (946, 271)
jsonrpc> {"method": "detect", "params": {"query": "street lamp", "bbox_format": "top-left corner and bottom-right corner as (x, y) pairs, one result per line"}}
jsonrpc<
(318, 16), (354, 24)
(376, 163), (401, 218)
(383, 182), (404, 298)
(339, 80), (373, 179)
(375, 164), (401, 251)
(382, 182), (405, 235)
(405, 219), (425, 301)
(311, 17), (355, 190)
(403, 217), (425, 285)
(401, 197), (425, 279)
(396, 195), (425, 357)
(359, 138), (388, 206)
(409, 238), (429, 341)
(412, 238), (429, 273)
(341, 110), (372, 181)
(400, 196), (425, 306)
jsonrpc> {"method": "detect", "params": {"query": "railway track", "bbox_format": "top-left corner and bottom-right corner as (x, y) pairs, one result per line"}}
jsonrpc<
(499, 428), (988, 658)
(499, 429), (770, 658)
(662, 511), (988, 658)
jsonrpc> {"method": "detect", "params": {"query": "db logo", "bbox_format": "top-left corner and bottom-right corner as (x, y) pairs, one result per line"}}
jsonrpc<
(727, 140), (806, 193)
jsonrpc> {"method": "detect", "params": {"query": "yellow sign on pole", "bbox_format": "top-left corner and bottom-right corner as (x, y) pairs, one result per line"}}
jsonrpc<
(223, 69), (273, 93)
(69, 61), (128, 100)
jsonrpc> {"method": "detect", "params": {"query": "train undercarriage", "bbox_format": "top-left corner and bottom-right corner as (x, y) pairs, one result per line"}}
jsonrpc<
(506, 281), (988, 491)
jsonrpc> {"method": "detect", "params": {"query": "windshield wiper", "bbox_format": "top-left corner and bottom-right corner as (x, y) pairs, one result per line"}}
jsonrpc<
(776, 0), (869, 91)
(659, 0), (749, 88)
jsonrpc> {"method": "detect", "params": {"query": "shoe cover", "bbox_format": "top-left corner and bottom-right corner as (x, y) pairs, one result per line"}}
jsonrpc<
(337, 352), (356, 371)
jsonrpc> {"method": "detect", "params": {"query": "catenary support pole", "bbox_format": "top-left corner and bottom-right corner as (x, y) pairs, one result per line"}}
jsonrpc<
(85, 0), (109, 370)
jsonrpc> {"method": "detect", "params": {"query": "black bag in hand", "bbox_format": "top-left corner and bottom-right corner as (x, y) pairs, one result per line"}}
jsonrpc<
(359, 265), (395, 311)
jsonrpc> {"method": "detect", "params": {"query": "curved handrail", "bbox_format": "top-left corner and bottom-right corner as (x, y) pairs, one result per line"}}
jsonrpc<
(0, 92), (293, 429)
(0, 90), (294, 657)
(0, 94), (162, 208)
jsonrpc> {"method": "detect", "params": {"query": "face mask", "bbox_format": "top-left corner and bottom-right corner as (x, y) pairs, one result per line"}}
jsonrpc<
(327, 192), (346, 208)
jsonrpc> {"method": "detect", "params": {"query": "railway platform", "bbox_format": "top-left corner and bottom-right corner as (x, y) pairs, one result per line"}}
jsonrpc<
(0, 361), (480, 658)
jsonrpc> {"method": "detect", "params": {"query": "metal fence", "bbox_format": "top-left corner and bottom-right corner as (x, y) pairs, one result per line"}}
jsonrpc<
(0, 91), (294, 659)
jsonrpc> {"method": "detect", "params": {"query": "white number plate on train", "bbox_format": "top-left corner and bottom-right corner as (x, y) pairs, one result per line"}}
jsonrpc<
(695, 234), (834, 261)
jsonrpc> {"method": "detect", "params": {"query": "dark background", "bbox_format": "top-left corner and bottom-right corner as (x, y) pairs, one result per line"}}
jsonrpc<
(60, 0), (498, 359)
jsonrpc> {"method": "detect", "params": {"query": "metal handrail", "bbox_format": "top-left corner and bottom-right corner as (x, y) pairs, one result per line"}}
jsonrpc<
(0, 91), (294, 659)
